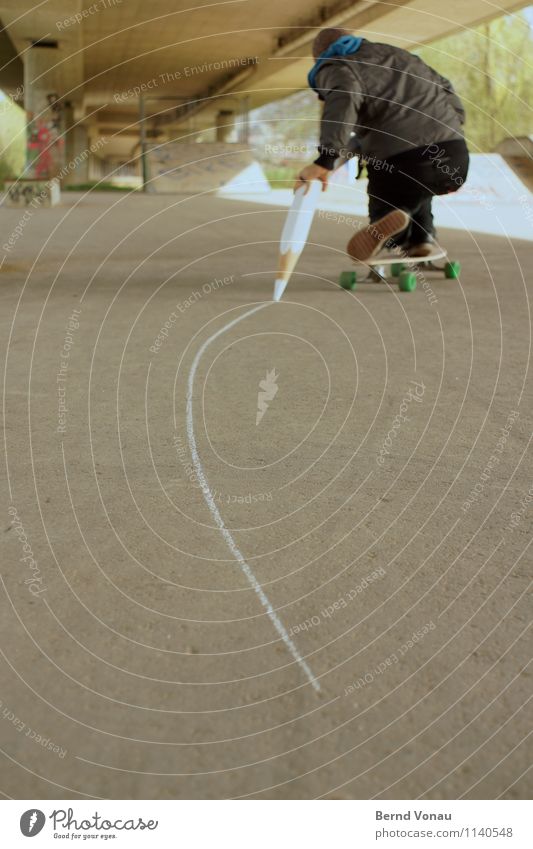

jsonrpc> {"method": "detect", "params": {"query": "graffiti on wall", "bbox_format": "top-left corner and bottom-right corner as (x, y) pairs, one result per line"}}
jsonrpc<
(26, 94), (64, 179)
(6, 182), (49, 207)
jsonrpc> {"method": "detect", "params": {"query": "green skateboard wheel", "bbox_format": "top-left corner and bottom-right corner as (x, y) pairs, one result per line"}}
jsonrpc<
(391, 262), (405, 277)
(444, 260), (461, 279)
(398, 270), (417, 292)
(340, 270), (357, 290)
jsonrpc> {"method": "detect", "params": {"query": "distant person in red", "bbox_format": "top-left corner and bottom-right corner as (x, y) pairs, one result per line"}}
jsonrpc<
(295, 28), (469, 260)
(28, 123), (54, 179)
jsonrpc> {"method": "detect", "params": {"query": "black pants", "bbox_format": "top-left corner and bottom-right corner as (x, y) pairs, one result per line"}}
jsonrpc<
(366, 139), (469, 246)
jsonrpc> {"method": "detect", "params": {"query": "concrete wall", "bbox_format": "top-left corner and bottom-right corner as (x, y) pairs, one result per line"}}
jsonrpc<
(146, 142), (270, 194)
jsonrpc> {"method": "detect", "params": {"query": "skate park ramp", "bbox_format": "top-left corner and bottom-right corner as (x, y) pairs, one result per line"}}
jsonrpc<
(461, 151), (532, 202)
(220, 153), (533, 241)
(494, 136), (533, 193)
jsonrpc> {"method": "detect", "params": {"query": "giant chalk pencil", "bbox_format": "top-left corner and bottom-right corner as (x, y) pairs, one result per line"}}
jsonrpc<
(273, 180), (322, 302)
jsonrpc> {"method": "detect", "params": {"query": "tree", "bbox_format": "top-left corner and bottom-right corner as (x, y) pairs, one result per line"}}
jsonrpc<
(416, 11), (533, 151)
(0, 92), (26, 184)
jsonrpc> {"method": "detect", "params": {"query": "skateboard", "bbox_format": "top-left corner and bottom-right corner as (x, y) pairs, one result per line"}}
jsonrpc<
(339, 249), (461, 292)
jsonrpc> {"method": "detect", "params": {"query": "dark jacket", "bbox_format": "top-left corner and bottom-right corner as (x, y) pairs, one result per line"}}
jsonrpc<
(313, 39), (465, 169)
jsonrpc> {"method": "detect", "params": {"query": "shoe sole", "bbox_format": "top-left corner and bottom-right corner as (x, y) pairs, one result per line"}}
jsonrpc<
(347, 209), (410, 262)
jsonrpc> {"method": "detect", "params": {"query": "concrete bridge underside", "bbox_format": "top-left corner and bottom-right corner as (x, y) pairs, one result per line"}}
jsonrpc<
(0, 0), (529, 165)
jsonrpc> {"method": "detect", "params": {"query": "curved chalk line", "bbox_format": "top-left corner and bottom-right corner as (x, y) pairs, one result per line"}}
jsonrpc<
(186, 302), (321, 692)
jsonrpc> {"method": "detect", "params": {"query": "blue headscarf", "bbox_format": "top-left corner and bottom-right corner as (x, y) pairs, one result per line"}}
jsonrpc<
(308, 35), (363, 92)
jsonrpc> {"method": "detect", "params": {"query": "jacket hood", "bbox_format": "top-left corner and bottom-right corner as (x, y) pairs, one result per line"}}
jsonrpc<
(308, 35), (363, 91)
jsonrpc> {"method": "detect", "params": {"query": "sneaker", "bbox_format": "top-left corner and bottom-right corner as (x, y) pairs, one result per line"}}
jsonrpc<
(347, 209), (410, 262)
(405, 237), (442, 258)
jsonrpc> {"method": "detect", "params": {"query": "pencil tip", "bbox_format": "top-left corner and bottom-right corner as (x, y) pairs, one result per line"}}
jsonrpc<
(273, 279), (287, 301)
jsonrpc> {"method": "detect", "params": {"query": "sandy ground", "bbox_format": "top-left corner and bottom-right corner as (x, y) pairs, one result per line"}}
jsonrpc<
(1, 189), (532, 799)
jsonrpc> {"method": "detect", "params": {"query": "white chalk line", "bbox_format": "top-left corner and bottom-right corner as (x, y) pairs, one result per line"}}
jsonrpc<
(185, 302), (321, 692)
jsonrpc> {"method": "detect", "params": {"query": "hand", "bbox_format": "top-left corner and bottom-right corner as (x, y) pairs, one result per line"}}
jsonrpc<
(294, 163), (330, 194)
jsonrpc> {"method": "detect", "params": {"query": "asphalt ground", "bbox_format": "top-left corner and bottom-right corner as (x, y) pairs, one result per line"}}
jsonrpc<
(1, 189), (532, 798)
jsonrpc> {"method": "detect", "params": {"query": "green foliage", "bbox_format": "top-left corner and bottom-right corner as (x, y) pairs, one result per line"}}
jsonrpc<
(0, 94), (26, 184)
(262, 165), (298, 187)
(64, 182), (137, 192)
(415, 11), (533, 151)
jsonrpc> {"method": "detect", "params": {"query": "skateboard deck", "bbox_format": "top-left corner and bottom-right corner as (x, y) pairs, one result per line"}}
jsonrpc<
(368, 248), (447, 268)
(339, 250), (460, 292)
